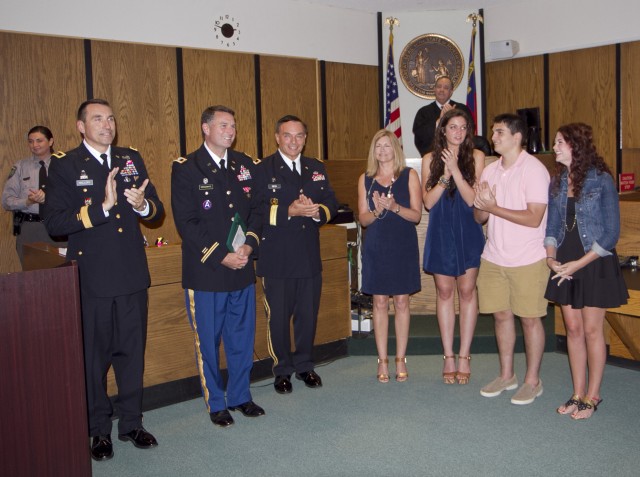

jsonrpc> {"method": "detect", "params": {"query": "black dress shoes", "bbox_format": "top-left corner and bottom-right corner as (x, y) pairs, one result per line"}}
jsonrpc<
(118, 427), (158, 449)
(228, 400), (266, 417)
(296, 370), (323, 388)
(91, 435), (113, 461)
(274, 375), (293, 394)
(210, 409), (235, 428)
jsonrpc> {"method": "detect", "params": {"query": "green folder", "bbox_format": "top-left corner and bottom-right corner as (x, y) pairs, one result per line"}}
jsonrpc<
(226, 212), (247, 252)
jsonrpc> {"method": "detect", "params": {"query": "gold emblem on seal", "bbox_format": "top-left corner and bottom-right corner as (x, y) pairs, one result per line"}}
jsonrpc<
(399, 33), (465, 99)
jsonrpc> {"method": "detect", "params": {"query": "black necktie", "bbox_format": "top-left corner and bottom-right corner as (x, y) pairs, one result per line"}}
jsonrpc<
(292, 161), (300, 176)
(220, 159), (226, 171)
(100, 153), (110, 171)
(38, 160), (47, 190)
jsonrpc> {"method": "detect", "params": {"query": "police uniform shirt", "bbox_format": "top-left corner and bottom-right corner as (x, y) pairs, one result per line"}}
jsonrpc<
(2, 155), (51, 214)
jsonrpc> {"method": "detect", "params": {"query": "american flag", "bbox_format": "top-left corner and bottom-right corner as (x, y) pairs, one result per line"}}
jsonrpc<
(385, 30), (402, 143)
(466, 15), (480, 134)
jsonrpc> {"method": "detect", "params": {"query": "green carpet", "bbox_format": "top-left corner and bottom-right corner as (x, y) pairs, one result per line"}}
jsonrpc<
(91, 353), (640, 477)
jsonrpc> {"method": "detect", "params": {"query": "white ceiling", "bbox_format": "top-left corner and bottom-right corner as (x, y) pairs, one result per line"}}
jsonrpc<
(301, 0), (511, 13)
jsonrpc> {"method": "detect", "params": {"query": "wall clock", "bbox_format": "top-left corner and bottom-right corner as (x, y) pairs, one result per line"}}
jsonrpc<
(398, 34), (464, 99)
(214, 14), (241, 47)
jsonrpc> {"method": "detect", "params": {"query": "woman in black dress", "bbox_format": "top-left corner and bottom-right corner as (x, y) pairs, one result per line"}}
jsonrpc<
(544, 123), (628, 419)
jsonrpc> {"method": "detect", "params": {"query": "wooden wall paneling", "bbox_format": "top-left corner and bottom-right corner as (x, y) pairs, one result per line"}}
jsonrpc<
(324, 62), (379, 159)
(0, 32), (86, 274)
(90, 40), (182, 246)
(325, 159), (367, 212)
(621, 41), (640, 149)
(181, 49), (257, 156)
(621, 149), (640, 186)
(484, 56), (545, 145)
(259, 56), (321, 159)
(548, 46), (617, 174)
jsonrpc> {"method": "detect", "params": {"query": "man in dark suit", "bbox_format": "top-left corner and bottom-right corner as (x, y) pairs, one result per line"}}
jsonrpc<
(412, 75), (473, 156)
(171, 105), (265, 428)
(256, 115), (338, 395)
(44, 98), (164, 461)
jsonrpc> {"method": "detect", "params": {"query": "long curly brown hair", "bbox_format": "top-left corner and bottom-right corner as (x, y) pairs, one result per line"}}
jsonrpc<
(426, 109), (476, 196)
(551, 123), (612, 199)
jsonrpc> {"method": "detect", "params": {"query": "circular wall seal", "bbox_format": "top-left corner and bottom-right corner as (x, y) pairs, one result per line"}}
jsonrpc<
(399, 34), (465, 99)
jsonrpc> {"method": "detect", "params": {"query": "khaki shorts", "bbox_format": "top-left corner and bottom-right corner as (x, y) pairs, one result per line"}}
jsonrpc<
(477, 258), (549, 318)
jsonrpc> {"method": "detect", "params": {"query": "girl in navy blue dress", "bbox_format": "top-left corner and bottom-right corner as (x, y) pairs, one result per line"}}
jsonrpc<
(421, 109), (485, 384)
(358, 130), (422, 383)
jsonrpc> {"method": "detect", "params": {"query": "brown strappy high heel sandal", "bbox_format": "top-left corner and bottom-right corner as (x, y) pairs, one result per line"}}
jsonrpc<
(456, 355), (471, 385)
(395, 357), (408, 382)
(443, 355), (456, 384)
(377, 357), (389, 383)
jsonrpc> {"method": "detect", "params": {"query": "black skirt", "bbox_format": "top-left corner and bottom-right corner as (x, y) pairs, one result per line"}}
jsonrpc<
(544, 197), (628, 309)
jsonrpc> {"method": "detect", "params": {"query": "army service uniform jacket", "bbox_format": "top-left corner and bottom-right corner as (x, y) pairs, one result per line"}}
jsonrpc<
(256, 152), (338, 279)
(171, 145), (263, 292)
(43, 143), (164, 297)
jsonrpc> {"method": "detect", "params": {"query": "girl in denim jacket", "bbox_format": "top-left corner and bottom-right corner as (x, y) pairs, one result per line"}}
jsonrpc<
(544, 123), (628, 420)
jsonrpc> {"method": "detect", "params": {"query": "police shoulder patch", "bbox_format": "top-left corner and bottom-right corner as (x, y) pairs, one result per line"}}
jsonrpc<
(52, 150), (66, 159)
(174, 157), (188, 164)
(7, 166), (17, 179)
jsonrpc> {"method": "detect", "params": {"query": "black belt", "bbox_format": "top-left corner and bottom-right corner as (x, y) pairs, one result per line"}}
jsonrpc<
(15, 211), (42, 222)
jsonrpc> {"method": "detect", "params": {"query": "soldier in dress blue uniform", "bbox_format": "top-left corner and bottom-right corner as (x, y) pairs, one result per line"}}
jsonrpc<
(256, 115), (338, 395)
(171, 105), (266, 428)
(43, 99), (163, 461)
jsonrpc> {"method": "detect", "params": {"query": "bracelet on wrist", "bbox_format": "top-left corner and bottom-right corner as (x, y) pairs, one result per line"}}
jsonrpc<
(395, 206), (400, 214)
(438, 175), (451, 188)
(372, 210), (378, 218)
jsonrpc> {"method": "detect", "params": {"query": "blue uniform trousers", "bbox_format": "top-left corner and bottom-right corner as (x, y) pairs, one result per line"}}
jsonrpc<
(185, 284), (255, 413)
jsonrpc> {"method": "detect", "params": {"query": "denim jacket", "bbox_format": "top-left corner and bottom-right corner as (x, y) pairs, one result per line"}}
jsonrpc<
(544, 168), (619, 257)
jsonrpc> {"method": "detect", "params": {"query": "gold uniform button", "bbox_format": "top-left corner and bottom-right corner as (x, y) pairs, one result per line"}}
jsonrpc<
(83, 188), (87, 192)
(118, 227), (123, 233)
(226, 190), (231, 195)
(78, 251), (83, 256)
(229, 204), (234, 208)
(116, 214), (121, 219)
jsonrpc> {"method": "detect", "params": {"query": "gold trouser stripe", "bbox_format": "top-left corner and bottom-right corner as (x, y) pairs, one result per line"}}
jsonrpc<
(246, 231), (260, 244)
(201, 242), (219, 263)
(79, 205), (93, 228)
(269, 205), (278, 225)
(319, 204), (330, 222)
(187, 289), (211, 412)
(261, 277), (278, 371)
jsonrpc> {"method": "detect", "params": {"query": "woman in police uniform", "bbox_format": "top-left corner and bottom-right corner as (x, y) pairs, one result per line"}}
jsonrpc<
(1, 125), (66, 267)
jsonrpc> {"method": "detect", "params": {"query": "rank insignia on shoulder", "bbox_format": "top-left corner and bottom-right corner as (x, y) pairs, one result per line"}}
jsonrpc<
(174, 157), (188, 164)
(313, 157), (325, 163)
(7, 166), (17, 179)
(128, 146), (138, 151)
(252, 157), (262, 165)
(52, 151), (66, 159)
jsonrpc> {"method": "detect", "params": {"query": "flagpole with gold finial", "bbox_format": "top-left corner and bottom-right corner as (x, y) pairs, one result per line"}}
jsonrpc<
(383, 17), (402, 143)
(465, 13), (483, 134)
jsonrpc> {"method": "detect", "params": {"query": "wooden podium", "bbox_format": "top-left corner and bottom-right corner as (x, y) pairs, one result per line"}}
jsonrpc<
(0, 262), (91, 477)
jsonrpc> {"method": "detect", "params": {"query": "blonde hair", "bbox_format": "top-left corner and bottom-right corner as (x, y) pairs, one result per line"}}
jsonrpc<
(366, 129), (406, 177)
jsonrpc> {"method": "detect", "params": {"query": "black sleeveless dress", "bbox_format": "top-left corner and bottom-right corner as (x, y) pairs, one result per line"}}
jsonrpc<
(544, 197), (628, 308)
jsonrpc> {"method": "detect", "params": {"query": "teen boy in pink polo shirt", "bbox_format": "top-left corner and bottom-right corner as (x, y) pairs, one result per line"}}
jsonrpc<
(474, 113), (550, 405)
